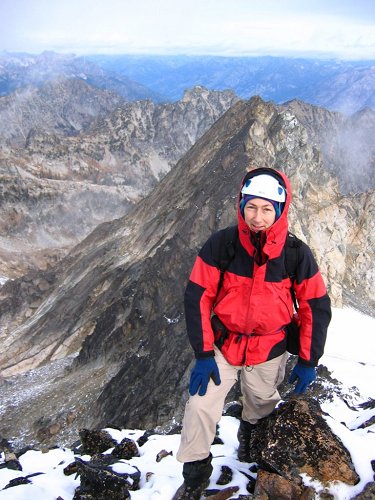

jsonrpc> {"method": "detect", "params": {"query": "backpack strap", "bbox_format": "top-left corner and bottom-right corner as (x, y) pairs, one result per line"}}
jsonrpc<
(284, 232), (302, 311)
(214, 225), (238, 300)
(214, 228), (301, 310)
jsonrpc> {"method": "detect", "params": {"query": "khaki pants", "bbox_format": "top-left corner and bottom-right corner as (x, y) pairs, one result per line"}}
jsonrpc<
(177, 347), (288, 463)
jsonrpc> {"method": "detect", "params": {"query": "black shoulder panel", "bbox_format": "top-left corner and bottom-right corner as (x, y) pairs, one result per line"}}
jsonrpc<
(199, 226), (253, 278)
(295, 241), (319, 284)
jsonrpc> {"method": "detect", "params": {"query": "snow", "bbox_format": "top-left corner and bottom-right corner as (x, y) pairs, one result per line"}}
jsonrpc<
(0, 306), (374, 499)
(0, 276), (8, 286)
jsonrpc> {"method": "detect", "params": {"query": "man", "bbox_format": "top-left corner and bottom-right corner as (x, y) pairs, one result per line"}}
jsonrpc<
(173, 167), (331, 499)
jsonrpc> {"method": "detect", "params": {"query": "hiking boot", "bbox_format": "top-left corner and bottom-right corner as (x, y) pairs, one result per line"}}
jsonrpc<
(237, 419), (257, 462)
(171, 479), (209, 500)
(172, 454), (212, 500)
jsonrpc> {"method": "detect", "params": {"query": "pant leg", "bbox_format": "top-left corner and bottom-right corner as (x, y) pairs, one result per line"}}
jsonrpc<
(176, 347), (239, 463)
(240, 352), (288, 424)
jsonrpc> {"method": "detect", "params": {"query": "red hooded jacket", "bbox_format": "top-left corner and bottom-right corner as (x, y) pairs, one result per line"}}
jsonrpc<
(184, 168), (331, 367)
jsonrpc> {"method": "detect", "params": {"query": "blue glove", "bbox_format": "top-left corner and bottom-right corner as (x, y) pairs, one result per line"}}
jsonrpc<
(289, 363), (316, 394)
(189, 357), (221, 396)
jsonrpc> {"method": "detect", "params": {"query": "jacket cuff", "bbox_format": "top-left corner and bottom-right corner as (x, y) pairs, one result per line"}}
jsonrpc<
(195, 350), (215, 359)
(298, 356), (318, 367)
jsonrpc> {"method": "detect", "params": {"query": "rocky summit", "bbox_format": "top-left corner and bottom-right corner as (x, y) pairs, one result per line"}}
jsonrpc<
(0, 95), (374, 455)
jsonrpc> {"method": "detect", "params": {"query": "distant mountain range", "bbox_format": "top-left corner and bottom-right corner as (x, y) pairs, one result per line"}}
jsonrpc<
(88, 54), (375, 114)
(1, 51), (374, 114)
(0, 51), (162, 101)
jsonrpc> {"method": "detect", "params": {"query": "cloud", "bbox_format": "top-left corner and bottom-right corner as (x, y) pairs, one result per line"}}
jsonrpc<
(1, 0), (374, 59)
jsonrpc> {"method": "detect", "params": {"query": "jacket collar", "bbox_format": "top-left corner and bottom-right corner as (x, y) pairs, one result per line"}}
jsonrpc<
(237, 168), (291, 259)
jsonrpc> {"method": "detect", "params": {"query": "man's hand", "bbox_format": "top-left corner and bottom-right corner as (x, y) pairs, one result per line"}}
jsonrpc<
(189, 357), (221, 396)
(288, 363), (316, 394)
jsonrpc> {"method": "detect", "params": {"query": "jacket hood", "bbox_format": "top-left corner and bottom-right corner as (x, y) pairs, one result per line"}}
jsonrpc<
(237, 167), (292, 259)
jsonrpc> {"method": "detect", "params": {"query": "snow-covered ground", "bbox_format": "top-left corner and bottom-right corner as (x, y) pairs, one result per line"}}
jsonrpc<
(0, 307), (374, 499)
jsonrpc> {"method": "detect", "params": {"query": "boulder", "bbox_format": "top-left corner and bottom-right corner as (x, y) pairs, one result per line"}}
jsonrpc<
(251, 397), (359, 486)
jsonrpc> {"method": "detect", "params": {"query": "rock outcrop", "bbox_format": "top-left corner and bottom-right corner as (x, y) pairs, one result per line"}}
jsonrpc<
(281, 100), (375, 194)
(0, 78), (125, 146)
(251, 398), (359, 486)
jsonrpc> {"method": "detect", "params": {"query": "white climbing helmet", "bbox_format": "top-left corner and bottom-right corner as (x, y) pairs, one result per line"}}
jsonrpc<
(241, 174), (286, 202)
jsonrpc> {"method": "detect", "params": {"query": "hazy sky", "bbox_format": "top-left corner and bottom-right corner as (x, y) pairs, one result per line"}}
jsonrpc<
(1, 0), (375, 59)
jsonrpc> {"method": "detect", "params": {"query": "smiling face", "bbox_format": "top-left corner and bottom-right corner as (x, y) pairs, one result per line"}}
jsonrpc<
(243, 197), (276, 232)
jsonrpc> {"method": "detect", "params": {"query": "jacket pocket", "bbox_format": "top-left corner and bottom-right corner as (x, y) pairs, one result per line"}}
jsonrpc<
(221, 332), (248, 366)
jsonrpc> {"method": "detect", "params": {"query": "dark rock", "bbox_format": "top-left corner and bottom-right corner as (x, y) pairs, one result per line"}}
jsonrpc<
(3, 476), (32, 489)
(354, 482), (375, 499)
(3, 472), (44, 489)
(111, 437), (139, 460)
(64, 461), (80, 476)
(358, 399), (375, 410)
(253, 469), (312, 499)
(0, 444), (23, 471)
(0, 459), (22, 471)
(204, 486), (239, 499)
(223, 401), (242, 418)
(155, 449), (173, 462)
(237, 469), (256, 494)
(246, 475), (256, 494)
(0, 438), (11, 452)
(358, 415), (375, 429)
(71, 439), (83, 454)
(137, 430), (155, 447)
(212, 436), (224, 445)
(251, 397), (360, 486)
(216, 465), (233, 485)
(69, 456), (140, 499)
(78, 429), (117, 455)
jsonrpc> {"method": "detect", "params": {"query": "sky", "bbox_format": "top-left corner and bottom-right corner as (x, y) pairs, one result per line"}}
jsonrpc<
(0, 306), (374, 499)
(1, 0), (375, 60)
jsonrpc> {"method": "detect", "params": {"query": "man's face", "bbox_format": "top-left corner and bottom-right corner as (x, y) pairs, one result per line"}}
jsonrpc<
(243, 197), (276, 232)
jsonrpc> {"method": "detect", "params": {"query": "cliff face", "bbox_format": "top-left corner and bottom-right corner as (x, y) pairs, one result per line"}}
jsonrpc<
(0, 85), (238, 278)
(281, 99), (375, 194)
(0, 96), (373, 447)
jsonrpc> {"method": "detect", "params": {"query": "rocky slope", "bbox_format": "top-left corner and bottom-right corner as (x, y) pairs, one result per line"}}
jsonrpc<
(0, 78), (125, 145)
(0, 96), (374, 448)
(281, 100), (375, 194)
(0, 86), (238, 278)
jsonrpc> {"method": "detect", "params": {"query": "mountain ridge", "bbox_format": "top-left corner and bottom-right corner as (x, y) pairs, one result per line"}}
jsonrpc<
(0, 85), (238, 278)
(88, 53), (375, 114)
(2, 52), (375, 115)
